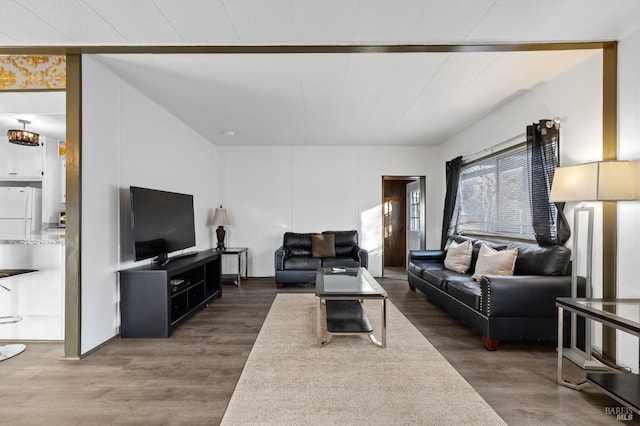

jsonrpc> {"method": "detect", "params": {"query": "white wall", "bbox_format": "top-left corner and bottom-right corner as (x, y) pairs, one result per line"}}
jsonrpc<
(438, 52), (604, 288)
(219, 144), (439, 278)
(117, 71), (219, 267)
(358, 146), (441, 268)
(438, 51), (603, 201)
(437, 49), (640, 373)
(617, 28), (640, 372)
(81, 56), (218, 354)
(82, 56), (121, 354)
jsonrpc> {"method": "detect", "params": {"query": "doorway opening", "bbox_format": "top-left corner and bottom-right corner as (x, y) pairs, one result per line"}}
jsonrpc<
(382, 176), (425, 278)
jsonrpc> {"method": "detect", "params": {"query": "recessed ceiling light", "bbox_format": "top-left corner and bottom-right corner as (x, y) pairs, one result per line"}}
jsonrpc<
(222, 130), (235, 137)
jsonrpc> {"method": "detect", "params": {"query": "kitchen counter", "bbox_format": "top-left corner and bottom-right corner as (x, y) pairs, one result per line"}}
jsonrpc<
(0, 231), (65, 245)
(0, 241), (65, 340)
(0, 238), (65, 245)
(0, 269), (38, 279)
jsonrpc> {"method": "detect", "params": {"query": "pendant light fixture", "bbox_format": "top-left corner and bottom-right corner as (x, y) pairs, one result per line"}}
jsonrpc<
(7, 119), (40, 146)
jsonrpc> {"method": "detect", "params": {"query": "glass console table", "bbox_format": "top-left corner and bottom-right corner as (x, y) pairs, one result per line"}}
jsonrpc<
(556, 298), (640, 414)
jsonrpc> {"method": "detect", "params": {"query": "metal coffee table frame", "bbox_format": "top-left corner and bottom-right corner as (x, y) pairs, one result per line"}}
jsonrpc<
(315, 267), (387, 348)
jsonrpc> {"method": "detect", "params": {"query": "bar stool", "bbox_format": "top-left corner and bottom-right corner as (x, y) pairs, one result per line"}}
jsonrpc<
(0, 269), (36, 362)
(0, 302), (27, 361)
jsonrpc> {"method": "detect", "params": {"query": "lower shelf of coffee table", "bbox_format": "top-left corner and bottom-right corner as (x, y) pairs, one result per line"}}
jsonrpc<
(325, 300), (373, 333)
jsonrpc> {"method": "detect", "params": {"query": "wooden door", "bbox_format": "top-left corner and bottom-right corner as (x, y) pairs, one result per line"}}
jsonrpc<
(383, 196), (406, 267)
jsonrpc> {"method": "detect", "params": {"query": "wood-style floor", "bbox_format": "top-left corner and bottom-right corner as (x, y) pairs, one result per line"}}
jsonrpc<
(1, 276), (637, 425)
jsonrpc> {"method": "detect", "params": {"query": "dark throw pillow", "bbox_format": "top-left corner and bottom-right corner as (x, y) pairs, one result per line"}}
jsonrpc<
(311, 233), (336, 258)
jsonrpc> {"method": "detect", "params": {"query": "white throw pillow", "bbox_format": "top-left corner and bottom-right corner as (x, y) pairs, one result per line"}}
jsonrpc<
(472, 243), (518, 281)
(444, 240), (473, 274)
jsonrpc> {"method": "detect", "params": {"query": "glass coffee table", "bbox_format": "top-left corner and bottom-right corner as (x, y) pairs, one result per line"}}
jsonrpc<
(315, 267), (387, 348)
(556, 298), (640, 414)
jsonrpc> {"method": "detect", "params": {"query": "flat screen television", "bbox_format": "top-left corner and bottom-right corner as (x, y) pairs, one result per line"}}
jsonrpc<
(130, 186), (196, 264)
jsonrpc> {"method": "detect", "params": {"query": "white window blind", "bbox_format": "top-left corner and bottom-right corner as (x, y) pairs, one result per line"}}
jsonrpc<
(457, 143), (534, 239)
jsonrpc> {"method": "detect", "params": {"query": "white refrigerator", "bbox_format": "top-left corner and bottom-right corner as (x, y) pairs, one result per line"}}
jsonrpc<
(0, 187), (42, 238)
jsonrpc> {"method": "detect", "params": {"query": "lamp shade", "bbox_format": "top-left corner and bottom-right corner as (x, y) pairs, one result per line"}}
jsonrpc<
(211, 207), (229, 226)
(550, 161), (639, 202)
(549, 163), (598, 202)
(597, 161), (638, 200)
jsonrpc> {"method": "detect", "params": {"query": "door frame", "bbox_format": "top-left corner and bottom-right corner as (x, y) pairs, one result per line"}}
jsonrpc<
(381, 176), (425, 277)
(406, 178), (426, 253)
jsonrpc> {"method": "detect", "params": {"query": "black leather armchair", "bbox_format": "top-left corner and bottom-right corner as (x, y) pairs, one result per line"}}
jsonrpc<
(275, 230), (368, 288)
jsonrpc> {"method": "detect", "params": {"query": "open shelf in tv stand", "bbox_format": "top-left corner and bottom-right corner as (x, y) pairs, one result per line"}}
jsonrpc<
(119, 250), (222, 338)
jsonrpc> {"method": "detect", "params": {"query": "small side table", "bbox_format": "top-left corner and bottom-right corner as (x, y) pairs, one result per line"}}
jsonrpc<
(218, 248), (248, 286)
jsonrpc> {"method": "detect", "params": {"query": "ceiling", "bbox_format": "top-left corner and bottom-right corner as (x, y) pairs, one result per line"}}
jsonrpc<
(96, 50), (598, 146)
(2, 0), (640, 146)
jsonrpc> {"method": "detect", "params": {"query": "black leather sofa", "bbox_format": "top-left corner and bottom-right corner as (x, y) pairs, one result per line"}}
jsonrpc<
(274, 230), (368, 288)
(408, 235), (576, 350)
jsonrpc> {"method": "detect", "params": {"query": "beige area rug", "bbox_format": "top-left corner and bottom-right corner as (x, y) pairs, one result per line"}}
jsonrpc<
(221, 294), (506, 425)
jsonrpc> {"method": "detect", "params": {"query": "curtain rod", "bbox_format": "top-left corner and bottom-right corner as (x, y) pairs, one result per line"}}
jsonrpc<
(462, 119), (561, 163)
(462, 132), (527, 163)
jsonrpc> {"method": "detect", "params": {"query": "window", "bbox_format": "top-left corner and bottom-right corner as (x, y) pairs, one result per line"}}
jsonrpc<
(409, 188), (421, 232)
(456, 143), (535, 239)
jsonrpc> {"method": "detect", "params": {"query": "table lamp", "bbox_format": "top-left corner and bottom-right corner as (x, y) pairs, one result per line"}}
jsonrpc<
(212, 206), (230, 251)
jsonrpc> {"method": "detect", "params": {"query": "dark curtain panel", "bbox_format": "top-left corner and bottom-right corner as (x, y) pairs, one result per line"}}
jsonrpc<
(527, 120), (570, 246)
(440, 156), (463, 249)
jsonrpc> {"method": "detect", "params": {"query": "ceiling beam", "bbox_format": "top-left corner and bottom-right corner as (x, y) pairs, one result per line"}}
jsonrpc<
(0, 41), (614, 56)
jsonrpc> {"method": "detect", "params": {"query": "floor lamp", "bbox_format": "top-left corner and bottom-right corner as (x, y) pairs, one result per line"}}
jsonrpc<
(550, 160), (639, 370)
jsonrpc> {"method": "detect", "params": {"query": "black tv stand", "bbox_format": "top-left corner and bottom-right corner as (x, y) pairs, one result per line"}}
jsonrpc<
(119, 250), (221, 338)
